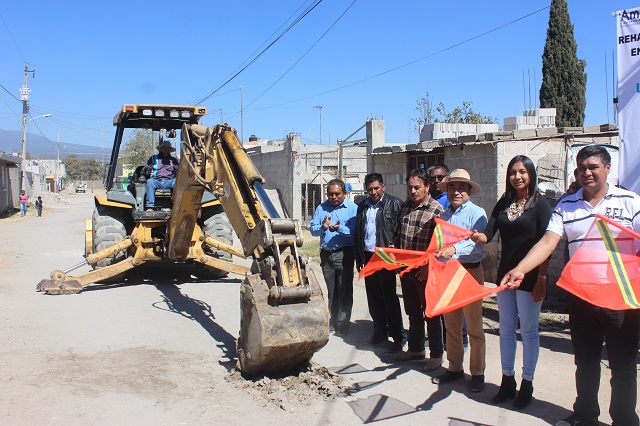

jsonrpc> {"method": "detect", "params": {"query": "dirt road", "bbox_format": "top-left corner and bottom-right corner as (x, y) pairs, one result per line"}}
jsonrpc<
(0, 191), (622, 425)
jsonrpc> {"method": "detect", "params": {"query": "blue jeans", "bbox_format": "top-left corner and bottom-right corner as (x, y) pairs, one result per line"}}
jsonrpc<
(145, 178), (175, 208)
(497, 289), (542, 381)
(20, 203), (27, 216)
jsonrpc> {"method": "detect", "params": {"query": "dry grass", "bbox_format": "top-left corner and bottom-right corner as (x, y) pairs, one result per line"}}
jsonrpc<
(483, 296), (569, 331)
(299, 230), (320, 260)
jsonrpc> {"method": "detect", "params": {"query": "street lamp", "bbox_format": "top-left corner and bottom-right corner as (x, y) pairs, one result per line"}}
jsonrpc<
(21, 114), (52, 191)
(313, 105), (323, 145)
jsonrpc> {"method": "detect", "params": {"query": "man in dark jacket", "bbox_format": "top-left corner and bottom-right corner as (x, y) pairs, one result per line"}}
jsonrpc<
(355, 173), (404, 352)
(143, 140), (179, 210)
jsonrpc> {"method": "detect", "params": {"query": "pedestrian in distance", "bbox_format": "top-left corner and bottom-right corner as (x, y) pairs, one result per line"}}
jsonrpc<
(471, 155), (553, 408)
(391, 168), (446, 372)
(431, 169), (488, 393)
(354, 173), (404, 353)
(19, 190), (28, 217)
(143, 140), (179, 211)
(35, 196), (43, 217)
(501, 145), (640, 426)
(310, 179), (358, 337)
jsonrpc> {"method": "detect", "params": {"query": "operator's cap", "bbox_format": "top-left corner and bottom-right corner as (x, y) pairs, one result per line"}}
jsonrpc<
(157, 140), (176, 152)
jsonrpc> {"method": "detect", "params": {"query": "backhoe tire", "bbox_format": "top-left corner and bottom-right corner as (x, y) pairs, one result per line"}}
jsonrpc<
(196, 205), (233, 279)
(92, 206), (128, 283)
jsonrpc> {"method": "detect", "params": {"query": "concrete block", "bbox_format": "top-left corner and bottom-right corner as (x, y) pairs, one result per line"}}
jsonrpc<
(513, 129), (537, 139)
(582, 125), (601, 134)
(476, 133), (489, 142)
(406, 143), (419, 151)
(600, 123), (618, 132)
(557, 126), (583, 134)
(536, 127), (558, 137)
(487, 131), (514, 141)
(592, 136), (616, 145)
(458, 134), (477, 143)
(373, 147), (393, 153)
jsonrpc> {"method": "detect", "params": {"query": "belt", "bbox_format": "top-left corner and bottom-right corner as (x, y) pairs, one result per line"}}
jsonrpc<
(321, 246), (351, 254)
(460, 261), (481, 269)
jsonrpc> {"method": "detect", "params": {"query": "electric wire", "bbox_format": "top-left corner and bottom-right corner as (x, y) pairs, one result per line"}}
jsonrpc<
(193, 0), (324, 105)
(237, 0), (358, 115)
(197, 0), (314, 103)
(0, 12), (27, 63)
(241, 5), (551, 113)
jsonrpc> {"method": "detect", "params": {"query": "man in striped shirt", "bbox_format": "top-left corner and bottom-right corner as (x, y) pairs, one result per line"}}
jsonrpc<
(502, 145), (640, 426)
(391, 168), (445, 372)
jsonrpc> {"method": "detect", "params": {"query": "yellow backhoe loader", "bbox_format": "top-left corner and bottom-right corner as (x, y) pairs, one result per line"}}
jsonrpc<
(37, 104), (329, 375)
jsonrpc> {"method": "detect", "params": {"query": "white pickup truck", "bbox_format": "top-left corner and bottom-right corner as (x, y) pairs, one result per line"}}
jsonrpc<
(75, 181), (87, 193)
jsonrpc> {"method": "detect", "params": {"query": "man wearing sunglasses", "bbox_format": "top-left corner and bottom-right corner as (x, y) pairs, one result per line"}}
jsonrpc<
(310, 179), (358, 337)
(428, 164), (450, 210)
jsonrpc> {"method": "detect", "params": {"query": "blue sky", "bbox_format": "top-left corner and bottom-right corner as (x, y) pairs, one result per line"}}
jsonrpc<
(0, 1), (631, 153)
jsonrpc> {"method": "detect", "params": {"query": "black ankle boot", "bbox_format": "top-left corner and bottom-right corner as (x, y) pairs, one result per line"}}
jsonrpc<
(513, 379), (533, 409)
(491, 374), (516, 404)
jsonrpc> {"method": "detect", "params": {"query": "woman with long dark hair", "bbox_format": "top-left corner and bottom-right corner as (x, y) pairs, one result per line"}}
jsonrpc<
(471, 155), (552, 409)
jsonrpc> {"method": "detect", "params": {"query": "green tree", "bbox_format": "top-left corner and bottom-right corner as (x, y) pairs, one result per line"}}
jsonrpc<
(122, 129), (156, 167)
(539, 0), (586, 127)
(435, 101), (497, 124)
(64, 155), (103, 180)
(412, 90), (435, 134)
(413, 91), (496, 136)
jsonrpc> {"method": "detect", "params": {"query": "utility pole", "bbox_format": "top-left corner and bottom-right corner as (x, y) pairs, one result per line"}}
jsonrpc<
(240, 86), (244, 143)
(313, 105), (323, 144)
(56, 130), (60, 192)
(20, 63), (36, 192)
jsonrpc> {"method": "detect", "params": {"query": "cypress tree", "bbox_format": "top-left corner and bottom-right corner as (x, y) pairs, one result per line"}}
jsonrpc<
(539, 0), (587, 127)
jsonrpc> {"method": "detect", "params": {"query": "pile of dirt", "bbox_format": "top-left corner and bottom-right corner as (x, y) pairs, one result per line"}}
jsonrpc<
(226, 362), (352, 411)
(39, 191), (69, 206)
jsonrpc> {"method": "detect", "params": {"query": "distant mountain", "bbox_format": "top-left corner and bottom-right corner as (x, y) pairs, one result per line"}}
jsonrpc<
(0, 129), (109, 161)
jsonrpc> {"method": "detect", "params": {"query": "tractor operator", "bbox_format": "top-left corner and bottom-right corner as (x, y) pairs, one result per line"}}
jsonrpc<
(144, 140), (179, 210)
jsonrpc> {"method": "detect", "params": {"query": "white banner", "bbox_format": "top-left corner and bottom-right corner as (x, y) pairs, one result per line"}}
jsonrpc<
(617, 8), (640, 194)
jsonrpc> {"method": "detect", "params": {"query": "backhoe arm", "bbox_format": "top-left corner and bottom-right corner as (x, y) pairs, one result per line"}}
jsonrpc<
(170, 123), (329, 374)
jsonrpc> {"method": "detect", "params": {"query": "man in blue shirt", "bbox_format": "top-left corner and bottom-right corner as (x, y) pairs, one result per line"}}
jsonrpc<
(310, 179), (358, 336)
(431, 169), (488, 393)
(428, 164), (450, 210)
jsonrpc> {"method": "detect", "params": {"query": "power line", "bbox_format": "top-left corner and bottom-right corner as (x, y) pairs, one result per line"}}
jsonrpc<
(0, 12), (27, 63)
(0, 82), (21, 102)
(242, 5), (551, 113)
(238, 0), (358, 114)
(27, 112), (56, 146)
(194, 1), (313, 104)
(193, 0), (324, 105)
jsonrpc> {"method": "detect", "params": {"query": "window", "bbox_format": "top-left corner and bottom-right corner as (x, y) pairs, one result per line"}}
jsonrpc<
(407, 149), (444, 173)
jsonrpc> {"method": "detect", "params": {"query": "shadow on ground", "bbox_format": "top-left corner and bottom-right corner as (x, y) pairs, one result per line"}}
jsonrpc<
(85, 262), (240, 369)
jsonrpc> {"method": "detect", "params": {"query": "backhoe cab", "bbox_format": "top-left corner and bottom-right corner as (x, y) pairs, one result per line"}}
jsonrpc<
(37, 104), (330, 375)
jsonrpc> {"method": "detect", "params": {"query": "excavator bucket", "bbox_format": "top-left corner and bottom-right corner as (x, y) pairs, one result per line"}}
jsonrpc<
(237, 269), (330, 375)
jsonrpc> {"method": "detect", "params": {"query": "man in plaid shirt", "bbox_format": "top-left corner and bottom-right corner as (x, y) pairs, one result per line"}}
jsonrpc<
(392, 168), (445, 372)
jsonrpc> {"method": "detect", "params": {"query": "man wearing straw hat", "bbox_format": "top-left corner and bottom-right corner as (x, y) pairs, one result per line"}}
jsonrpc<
(143, 140), (179, 210)
(431, 168), (488, 393)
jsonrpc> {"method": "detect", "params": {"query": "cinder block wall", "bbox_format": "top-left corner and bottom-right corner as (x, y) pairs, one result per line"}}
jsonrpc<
(443, 140), (567, 292)
(250, 137), (297, 218)
(370, 153), (408, 201)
